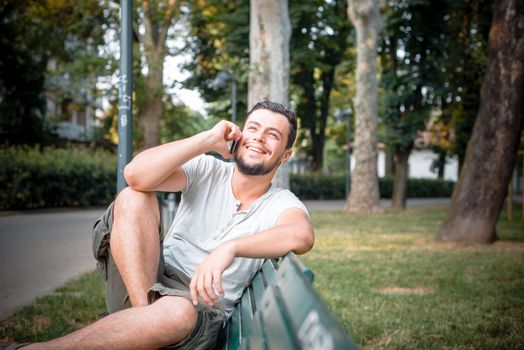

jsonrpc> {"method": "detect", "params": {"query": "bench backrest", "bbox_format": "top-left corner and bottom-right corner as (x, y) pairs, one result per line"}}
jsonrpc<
(219, 253), (358, 350)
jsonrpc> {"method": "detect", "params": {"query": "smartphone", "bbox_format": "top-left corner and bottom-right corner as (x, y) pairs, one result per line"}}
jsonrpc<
(229, 140), (239, 155)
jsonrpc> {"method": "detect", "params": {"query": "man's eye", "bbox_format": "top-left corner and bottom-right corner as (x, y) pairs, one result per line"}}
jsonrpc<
(269, 133), (279, 139)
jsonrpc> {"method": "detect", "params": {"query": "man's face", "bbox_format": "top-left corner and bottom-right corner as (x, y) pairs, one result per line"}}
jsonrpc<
(234, 109), (292, 176)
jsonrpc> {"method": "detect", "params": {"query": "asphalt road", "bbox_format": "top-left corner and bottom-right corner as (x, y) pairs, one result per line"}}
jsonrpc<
(0, 208), (105, 321)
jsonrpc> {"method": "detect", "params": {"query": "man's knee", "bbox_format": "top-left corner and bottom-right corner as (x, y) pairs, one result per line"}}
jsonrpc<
(114, 187), (160, 223)
(115, 187), (157, 211)
(150, 296), (198, 342)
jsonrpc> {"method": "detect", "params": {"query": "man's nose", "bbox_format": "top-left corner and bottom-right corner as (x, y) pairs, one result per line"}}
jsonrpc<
(253, 131), (265, 143)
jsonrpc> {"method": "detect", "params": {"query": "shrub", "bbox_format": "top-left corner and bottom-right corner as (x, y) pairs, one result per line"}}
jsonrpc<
(290, 174), (454, 200)
(0, 146), (116, 210)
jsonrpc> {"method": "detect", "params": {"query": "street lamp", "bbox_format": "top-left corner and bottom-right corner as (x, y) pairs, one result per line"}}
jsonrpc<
(212, 71), (237, 124)
(117, 0), (133, 193)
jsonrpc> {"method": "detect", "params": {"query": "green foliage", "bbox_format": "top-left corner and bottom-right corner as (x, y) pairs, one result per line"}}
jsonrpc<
(160, 102), (212, 143)
(0, 1), (50, 145)
(0, 146), (116, 210)
(0, 0), (116, 146)
(182, 0), (250, 123)
(290, 174), (454, 199)
(442, 1), (492, 167)
(290, 0), (354, 170)
(379, 0), (449, 154)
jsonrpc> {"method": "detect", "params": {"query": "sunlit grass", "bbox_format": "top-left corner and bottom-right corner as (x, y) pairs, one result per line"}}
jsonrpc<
(303, 205), (524, 349)
(1, 205), (523, 349)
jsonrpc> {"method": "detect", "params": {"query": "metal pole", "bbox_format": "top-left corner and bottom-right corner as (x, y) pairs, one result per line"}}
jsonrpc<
(231, 79), (237, 125)
(117, 0), (133, 193)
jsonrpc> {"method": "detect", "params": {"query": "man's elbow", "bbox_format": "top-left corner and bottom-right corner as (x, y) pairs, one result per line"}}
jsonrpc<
(123, 163), (147, 191)
(293, 225), (315, 255)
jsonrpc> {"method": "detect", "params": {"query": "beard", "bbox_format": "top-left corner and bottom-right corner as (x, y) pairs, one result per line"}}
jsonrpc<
(234, 154), (281, 176)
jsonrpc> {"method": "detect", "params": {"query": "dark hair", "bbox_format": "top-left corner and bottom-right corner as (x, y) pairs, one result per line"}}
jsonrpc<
(246, 101), (297, 149)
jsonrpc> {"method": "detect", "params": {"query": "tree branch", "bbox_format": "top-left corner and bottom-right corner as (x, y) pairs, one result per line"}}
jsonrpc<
(157, 0), (177, 51)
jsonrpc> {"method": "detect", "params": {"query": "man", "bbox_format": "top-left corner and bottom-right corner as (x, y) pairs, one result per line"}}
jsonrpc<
(12, 101), (314, 350)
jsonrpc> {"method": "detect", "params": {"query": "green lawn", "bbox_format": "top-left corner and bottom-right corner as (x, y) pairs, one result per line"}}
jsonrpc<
(1, 205), (523, 349)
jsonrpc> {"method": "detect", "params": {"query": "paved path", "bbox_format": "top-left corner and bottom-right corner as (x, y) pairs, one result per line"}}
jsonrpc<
(0, 208), (105, 321)
(0, 198), (450, 322)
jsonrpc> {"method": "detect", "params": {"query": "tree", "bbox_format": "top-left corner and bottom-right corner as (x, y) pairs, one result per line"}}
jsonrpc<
(249, 0), (292, 188)
(248, 0), (291, 109)
(0, 1), (48, 145)
(345, 0), (382, 213)
(0, 0), (110, 146)
(290, 0), (353, 172)
(436, 0), (524, 243)
(182, 0), (250, 123)
(379, 0), (448, 209)
(441, 0), (492, 174)
(136, 0), (179, 148)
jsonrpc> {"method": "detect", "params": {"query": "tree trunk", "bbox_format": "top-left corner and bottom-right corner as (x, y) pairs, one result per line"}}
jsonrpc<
(392, 148), (410, 209)
(248, 0), (291, 109)
(436, 150), (446, 181)
(249, 0), (291, 188)
(385, 152), (395, 177)
(436, 0), (524, 243)
(345, 0), (382, 213)
(137, 0), (178, 148)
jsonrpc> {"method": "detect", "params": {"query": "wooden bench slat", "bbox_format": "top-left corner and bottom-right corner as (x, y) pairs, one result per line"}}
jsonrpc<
(275, 256), (358, 350)
(259, 285), (300, 349)
(227, 306), (241, 349)
(219, 253), (357, 350)
(250, 272), (266, 312)
(260, 259), (278, 286)
(239, 288), (254, 337)
(286, 252), (315, 284)
(248, 312), (267, 350)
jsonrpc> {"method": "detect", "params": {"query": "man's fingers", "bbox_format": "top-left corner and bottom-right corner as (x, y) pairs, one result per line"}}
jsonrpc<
(189, 274), (198, 306)
(204, 271), (219, 304)
(213, 271), (224, 296)
(227, 125), (241, 141)
(197, 273), (212, 306)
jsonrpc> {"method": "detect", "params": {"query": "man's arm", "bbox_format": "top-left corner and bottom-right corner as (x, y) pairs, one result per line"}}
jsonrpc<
(189, 208), (314, 306)
(124, 121), (241, 192)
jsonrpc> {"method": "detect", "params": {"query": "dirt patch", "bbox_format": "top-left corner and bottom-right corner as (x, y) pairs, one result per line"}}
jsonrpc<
(431, 240), (524, 252)
(492, 241), (524, 251)
(377, 286), (433, 295)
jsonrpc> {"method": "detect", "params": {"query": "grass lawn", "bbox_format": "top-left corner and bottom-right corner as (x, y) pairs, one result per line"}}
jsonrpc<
(1, 205), (523, 349)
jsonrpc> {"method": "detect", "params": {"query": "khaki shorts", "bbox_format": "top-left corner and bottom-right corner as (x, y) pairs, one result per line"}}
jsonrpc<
(92, 202), (226, 349)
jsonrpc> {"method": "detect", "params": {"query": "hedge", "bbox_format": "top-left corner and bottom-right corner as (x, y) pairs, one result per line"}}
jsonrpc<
(290, 174), (454, 200)
(0, 146), (454, 210)
(0, 146), (116, 210)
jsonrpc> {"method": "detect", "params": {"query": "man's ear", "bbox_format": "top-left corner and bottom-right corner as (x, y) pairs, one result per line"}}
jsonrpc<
(280, 149), (293, 164)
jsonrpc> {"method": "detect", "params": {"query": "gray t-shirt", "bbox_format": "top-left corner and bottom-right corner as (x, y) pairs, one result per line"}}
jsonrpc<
(163, 154), (308, 316)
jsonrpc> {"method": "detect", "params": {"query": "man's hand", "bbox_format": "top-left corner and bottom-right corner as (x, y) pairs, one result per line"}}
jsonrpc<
(208, 121), (242, 159)
(189, 242), (237, 306)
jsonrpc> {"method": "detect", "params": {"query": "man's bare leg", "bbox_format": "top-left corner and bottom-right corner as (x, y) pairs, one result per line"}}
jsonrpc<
(25, 296), (197, 350)
(110, 187), (161, 307)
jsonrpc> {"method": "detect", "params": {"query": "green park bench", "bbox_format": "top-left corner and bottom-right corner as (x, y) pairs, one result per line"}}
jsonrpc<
(218, 252), (358, 350)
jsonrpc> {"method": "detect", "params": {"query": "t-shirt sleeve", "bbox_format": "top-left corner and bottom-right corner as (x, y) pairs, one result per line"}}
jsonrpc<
(267, 189), (309, 226)
(181, 154), (220, 193)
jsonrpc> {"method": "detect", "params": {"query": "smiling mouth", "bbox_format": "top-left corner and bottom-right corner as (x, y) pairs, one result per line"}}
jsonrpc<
(246, 145), (268, 155)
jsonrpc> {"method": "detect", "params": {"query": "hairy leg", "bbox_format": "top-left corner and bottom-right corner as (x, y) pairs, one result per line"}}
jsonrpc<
(27, 296), (197, 350)
(110, 187), (161, 307)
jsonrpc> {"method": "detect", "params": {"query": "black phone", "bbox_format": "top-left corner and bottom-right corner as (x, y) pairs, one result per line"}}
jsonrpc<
(229, 140), (239, 155)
